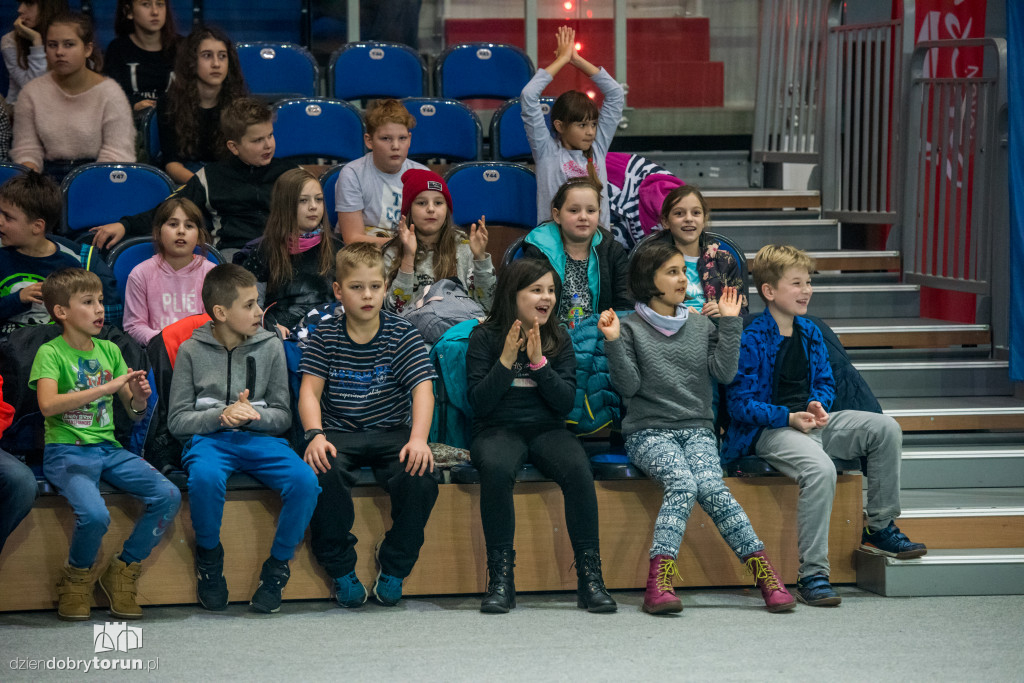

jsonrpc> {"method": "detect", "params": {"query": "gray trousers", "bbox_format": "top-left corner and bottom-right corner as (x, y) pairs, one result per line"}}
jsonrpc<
(756, 410), (902, 579)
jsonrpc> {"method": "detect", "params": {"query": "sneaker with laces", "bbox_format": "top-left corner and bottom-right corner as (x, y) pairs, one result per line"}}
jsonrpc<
(742, 550), (796, 612)
(334, 571), (367, 608)
(250, 557), (290, 613)
(861, 522), (928, 559)
(796, 574), (841, 607)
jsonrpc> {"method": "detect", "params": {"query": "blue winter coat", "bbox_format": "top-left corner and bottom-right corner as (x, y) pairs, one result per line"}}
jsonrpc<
(566, 313), (622, 435)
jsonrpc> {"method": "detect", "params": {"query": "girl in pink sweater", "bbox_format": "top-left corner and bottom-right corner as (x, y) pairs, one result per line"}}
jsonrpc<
(11, 11), (135, 182)
(123, 197), (216, 346)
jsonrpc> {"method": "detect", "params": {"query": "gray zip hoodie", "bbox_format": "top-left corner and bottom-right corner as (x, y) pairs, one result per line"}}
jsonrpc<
(168, 322), (291, 439)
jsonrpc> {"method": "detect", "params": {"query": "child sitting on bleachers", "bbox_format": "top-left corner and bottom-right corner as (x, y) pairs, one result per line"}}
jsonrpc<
(157, 26), (246, 184)
(122, 197), (216, 346)
(242, 168), (339, 335)
(0, 172), (81, 337)
(723, 245), (927, 607)
(103, 0), (180, 117)
(1, 0), (67, 104)
(599, 240), (794, 614)
(167, 264), (319, 614)
(335, 98), (427, 246)
(29, 267), (181, 620)
(521, 25), (624, 228)
(299, 243), (437, 608)
(11, 11), (135, 182)
(521, 178), (630, 326)
(382, 169), (494, 316)
(91, 97), (295, 257)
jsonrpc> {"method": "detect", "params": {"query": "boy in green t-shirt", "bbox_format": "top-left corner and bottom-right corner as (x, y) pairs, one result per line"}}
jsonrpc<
(29, 268), (181, 621)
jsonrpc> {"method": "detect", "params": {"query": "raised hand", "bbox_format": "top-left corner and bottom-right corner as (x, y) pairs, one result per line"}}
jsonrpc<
(499, 320), (524, 369)
(807, 401), (830, 428)
(717, 286), (742, 317)
(469, 215), (488, 260)
(554, 25), (575, 63)
(597, 308), (620, 341)
(525, 319), (543, 365)
(397, 214), (417, 265)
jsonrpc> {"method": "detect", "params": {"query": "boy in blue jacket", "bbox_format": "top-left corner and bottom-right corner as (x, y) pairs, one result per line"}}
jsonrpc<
(723, 245), (926, 607)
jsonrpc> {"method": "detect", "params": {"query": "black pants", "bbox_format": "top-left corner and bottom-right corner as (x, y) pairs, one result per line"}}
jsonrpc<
(470, 424), (599, 552)
(309, 428), (438, 579)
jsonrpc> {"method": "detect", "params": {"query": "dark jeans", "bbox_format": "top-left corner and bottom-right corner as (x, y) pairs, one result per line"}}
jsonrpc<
(470, 424), (600, 553)
(0, 449), (37, 554)
(309, 428), (438, 579)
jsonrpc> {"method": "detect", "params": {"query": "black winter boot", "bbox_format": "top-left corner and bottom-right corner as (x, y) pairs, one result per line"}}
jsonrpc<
(480, 547), (516, 614)
(195, 543), (228, 611)
(574, 548), (617, 613)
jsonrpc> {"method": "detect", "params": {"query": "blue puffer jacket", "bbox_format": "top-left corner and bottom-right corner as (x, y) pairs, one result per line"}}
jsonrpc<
(566, 313), (623, 435)
(429, 319), (480, 449)
(721, 311), (835, 462)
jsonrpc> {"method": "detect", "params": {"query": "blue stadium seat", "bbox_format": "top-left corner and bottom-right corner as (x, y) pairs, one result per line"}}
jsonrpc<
(0, 161), (29, 185)
(319, 164), (343, 230)
(198, 0), (310, 45)
(435, 43), (534, 101)
(501, 235), (526, 268)
(329, 41), (426, 100)
(141, 107), (161, 166)
(444, 162), (537, 228)
(107, 236), (223, 305)
(402, 97), (481, 163)
(490, 96), (555, 161)
(237, 42), (319, 99)
(272, 98), (364, 163)
(61, 163), (174, 238)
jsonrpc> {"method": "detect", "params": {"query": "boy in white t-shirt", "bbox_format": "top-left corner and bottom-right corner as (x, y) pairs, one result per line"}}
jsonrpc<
(335, 99), (427, 247)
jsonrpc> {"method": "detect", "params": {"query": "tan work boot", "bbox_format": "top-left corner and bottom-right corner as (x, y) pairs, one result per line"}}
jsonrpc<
(99, 555), (143, 619)
(56, 564), (93, 621)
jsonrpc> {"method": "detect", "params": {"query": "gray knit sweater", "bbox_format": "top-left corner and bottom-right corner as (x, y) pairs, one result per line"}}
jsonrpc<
(605, 314), (742, 435)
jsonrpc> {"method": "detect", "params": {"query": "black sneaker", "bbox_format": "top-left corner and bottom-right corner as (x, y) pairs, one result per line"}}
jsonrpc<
(861, 522), (928, 559)
(795, 574), (842, 607)
(195, 543), (229, 611)
(250, 557), (290, 613)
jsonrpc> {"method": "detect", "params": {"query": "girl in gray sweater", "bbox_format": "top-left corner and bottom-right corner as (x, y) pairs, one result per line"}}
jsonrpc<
(599, 240), (795, 615)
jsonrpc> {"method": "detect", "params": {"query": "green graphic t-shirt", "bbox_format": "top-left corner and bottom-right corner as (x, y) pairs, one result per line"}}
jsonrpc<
(29, 336), (127, 446)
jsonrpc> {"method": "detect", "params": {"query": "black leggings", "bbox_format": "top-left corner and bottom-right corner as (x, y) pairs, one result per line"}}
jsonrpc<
(470, 424), (599, 552)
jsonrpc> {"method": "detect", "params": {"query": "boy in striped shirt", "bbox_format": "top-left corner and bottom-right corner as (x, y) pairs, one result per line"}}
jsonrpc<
(299, 243), (437, 608)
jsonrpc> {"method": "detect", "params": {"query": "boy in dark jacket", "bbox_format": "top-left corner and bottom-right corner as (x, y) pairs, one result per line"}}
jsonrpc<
(168, 264), (319, 614)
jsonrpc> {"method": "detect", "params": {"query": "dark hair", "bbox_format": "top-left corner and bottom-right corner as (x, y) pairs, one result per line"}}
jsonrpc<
(550, 90), (602, 189)
(42, 267), (101, 325)
(151, 196), (210, 258)
(166, 26), (247, 159)
(261, 168), (335, 291)
(46, 11), (102, 72)
(659, 185), (711, 250)
(114, 0), (179, 56)
(201, 263), (256, 313)
(629, 240), (684, 303)
(0, 171), (61, 231)
(482, 258), (565, 356)
(220, 96), (271, 144)
(13, 0), (68, 71)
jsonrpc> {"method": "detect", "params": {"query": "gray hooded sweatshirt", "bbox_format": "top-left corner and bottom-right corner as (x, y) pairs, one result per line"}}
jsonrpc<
(168, 322), (291, 439)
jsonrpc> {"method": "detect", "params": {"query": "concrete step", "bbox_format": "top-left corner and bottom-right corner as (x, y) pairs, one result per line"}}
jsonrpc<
(880, 396), (1024, 431)
(825, 318), (990, 349)
(856, 359), (1012, 398)
(847, 347), (991, 362)
(744, 249), (902, 272)
(748, 284), (920, 318)
(901, 446), (1024, 489)
(894, 488), (1024, 549)
(810, 272), (902, 286)
(714, 219), (839, 252)
(703, 189), (821, 211)
(855, 548), (1024, 596)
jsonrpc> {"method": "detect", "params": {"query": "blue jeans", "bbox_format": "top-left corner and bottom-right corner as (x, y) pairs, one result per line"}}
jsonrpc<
(0, 449), (37, 553)
(43, 443), (181, 569)
(182, 432), (320, 561)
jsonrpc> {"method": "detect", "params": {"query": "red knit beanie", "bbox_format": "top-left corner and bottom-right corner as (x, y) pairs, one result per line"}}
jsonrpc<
(401, 169), (453, 219)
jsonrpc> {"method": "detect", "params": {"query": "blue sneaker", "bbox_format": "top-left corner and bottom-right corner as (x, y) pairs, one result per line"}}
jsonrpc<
(861, 522), (928, 560)
(795, 574), (842, 607)
(372, 571), (403, 606)
(333, 571), (367, 608)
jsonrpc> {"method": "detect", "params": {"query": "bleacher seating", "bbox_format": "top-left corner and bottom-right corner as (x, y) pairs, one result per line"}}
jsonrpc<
(444, 162), (537, 228)
(271, 98), (364, 163)
(319, 164), (344, 230)
(435, 42), (535, 101)
(198, 0), (310, 46)
(236, 42), (319, 99)
(0, 160), (29, 185)
(489, 96), (555, 162)
(106, 236), (224, 304)
(329, 41), (427, 100)
(402, 97), (482, 163)
(60, 163), (174, 238)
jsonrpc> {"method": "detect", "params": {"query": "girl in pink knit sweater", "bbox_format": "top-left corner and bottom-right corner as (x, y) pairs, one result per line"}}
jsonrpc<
(122, 197), (216, 346)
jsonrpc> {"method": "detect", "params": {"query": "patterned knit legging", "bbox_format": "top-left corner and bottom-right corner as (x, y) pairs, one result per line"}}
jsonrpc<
(626, 428), (764, 559)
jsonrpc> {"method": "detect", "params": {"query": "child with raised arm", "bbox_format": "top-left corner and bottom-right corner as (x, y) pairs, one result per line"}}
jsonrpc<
(167, 264), (320, 614)
(723, 245), (926, 607)
(299, 243), (438, 608)
(466, 258), (615, 615)
(599, 241), (794, 614)
(29, 268), (181, 621)
(521, 25), (624, 227)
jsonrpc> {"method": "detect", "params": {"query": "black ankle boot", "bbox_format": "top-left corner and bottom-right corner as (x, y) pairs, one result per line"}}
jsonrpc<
(575, 548), (617, 613)
(195, 543), (229, 611)
(480, 547), (516, 614)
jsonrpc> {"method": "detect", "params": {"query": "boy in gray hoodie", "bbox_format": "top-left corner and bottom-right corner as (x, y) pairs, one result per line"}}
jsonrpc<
(168, 264), (320, 614)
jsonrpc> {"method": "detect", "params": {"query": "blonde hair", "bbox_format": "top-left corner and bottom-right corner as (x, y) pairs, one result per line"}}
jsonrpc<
(750, 244), (816, 304)
(42, 268), (102, 326)
(335, 242), (387, 282)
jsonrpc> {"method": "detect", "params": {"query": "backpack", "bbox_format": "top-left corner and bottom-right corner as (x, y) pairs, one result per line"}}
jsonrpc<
(403, 278), (485, 346)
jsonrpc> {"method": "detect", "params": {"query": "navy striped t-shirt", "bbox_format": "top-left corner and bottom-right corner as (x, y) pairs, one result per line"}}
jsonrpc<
(299, 311), (436, 432)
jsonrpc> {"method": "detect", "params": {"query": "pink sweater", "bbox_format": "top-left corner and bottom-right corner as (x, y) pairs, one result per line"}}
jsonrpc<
(123, 254), (216, 345)
(11, 74), (135, 170)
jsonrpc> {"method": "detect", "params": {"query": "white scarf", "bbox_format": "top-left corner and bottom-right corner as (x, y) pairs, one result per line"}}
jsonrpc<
(634, 302), (689, 336)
